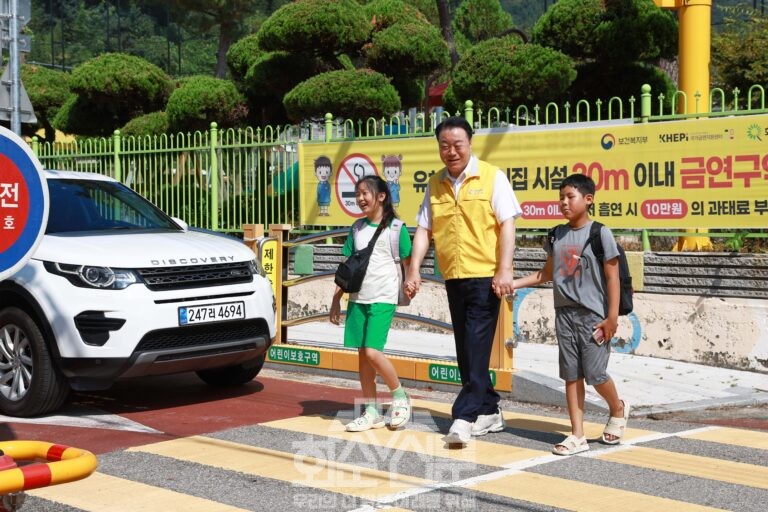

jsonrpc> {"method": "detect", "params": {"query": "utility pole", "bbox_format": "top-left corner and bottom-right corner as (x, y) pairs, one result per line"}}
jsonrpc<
(9, 0), (20, 134)
(0, 0), (36, 134)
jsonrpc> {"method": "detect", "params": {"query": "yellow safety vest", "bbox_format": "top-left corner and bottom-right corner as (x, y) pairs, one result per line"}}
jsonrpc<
(429, 160), (499, 280)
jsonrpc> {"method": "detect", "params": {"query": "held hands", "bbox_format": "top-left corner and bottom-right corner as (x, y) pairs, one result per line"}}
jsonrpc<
(491, 267), (514, 299)
(404, 270), (421, 299)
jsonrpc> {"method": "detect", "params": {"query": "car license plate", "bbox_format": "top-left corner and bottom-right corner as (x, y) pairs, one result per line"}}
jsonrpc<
(179, 301), (245, 325)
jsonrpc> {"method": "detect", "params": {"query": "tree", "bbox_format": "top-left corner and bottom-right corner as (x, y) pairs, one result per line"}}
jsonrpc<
(20, 64), (71, 143)
(243, 52), (318, 125)
(120, 112), (170, 137)
(257, 0), (370, 65)
(167, 0), (290, 78)
(166, 76), (248, 133)
(445, 35), (575, 111)
(226, 34), (262, 80)
(436, 0), (460, 66)
(453, 0), (514, 44)
(531, 0), (604, 59)
(532, 0), (677, 110)
(283, 69), (400, 122)
(53, 53), (174, 136)
(365, 19), (450, 79)
(712, 12), (768, 103)
(245, 0), (449, 121)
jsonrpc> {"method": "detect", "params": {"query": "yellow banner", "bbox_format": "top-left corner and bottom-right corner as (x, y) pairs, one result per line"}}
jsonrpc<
(299, 114), (768, 229)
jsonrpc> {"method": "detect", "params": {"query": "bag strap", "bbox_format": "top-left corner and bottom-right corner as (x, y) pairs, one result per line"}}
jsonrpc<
(353, 218), (386, 251)
(388, 218), (403, 263)
(548, 224), (563, 250)
(582, 221), (605, 260)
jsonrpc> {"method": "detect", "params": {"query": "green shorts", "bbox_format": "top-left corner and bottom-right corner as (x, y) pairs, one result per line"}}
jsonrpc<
(344, 302), (397, 352)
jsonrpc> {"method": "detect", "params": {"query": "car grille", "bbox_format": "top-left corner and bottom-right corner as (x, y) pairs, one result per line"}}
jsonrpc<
(137, 262), (254, 291)
(134, 319), (270, 353)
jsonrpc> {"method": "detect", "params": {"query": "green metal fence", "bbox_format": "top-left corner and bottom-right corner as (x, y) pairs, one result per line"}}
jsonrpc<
(33, 124), (302, 233)
(29, 83), (768, 235)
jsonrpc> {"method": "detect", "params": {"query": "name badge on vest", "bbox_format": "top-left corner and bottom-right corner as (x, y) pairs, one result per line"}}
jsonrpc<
(466, 187), (485, 196)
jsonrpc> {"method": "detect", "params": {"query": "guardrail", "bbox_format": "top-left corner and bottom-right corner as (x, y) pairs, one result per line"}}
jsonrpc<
(247, 224), (515, 392)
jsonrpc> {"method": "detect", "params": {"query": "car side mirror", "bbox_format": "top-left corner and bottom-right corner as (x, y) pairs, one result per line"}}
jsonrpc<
(171, 217), (188, 232)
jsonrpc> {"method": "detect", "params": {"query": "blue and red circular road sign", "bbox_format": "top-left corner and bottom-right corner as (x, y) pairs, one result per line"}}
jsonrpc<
(0, 126), (48, 281)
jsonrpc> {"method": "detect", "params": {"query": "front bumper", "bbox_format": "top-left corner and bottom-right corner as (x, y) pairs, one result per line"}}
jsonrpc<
(14, 261), (277, 386)
(59, 321), (272, 390)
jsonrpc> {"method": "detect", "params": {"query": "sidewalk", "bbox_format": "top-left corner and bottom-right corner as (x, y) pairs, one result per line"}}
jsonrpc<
(287, 322), (768, 416)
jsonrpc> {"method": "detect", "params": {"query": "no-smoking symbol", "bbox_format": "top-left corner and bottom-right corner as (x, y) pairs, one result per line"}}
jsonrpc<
(334, 153), (378, 217)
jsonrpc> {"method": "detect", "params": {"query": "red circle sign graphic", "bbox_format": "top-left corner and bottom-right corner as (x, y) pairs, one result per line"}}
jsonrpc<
(334, 153), (379, 217)
(0, 154), (30, 253)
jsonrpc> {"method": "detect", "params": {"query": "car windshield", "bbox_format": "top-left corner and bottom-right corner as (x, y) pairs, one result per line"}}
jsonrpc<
(45, 178), (181, 234)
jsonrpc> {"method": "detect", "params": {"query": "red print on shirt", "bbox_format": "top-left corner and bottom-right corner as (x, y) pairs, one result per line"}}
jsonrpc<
(559, 245), (581, 278)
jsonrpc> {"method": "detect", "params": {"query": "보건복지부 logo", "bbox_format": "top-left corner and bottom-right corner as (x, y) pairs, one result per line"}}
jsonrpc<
(600, 134), (615, 150)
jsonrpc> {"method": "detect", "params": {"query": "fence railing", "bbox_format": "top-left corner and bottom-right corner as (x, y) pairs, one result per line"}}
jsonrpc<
(30, 83), (768, 235)
(33, 124), (301, 233)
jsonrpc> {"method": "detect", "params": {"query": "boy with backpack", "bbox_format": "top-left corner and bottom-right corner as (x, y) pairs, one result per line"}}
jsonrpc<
(512, 174), (630, 455)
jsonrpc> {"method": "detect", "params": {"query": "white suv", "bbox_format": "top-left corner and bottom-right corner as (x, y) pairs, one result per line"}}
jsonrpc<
(0, 170), (276, 417)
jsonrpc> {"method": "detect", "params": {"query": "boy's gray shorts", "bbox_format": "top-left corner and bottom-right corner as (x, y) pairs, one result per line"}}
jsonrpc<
(555, 305), (611, 385)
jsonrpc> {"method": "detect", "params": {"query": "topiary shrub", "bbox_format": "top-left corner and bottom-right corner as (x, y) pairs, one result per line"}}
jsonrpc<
(449, 36), (576, 110)
(166, 76), (248, 133)
(121, 112), (169, 137)
(283, 68), (400, 122)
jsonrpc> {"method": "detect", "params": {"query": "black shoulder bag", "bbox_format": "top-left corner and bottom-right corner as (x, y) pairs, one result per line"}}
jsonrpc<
(334, 221), (386, 293)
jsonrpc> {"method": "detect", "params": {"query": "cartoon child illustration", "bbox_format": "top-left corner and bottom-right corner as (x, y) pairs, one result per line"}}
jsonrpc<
(382, 154), (403, 209)
(314, 155), (333, 216)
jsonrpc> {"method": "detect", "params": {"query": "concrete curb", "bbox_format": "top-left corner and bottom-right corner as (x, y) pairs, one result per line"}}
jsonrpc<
(269, 360), (768, 420)
(634, 391), (768, 417)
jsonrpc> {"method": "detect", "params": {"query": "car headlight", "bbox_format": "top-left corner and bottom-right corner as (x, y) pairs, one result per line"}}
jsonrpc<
(248, 259), (267, 278)
(45, 262), (139, 290)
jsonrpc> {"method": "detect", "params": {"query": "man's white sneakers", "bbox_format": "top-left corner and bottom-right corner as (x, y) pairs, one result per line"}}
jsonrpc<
(471, 407), (505, 436)
(444, 419), (473, 444)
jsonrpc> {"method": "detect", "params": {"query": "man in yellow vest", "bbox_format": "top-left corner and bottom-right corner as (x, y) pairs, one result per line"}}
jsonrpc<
(405, 116), (521, 445)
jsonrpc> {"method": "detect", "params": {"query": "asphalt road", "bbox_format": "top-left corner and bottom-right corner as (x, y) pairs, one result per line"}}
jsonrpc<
(2, 368), (766, 512)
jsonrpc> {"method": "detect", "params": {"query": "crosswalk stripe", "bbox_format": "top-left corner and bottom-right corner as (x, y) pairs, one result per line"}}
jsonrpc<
(466, 471), (727, 512)
(595, 446), (768, 489)
(129, 435), (431, 499)
(28, 472), (250, 511)
(680, 426), (768, 450)
(410, 398), (657, 441)
(348, 507), (414, 512)
(262, 414), (544, 466)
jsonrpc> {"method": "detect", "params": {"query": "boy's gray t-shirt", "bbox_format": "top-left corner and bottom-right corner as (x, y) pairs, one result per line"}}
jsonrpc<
(545, 221), (620, 318)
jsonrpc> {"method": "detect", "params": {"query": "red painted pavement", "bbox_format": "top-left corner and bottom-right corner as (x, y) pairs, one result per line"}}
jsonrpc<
(0, 374), (378, 454)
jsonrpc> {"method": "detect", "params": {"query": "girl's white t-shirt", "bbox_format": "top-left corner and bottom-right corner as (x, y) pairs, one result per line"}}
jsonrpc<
(349, 223), (399, 305)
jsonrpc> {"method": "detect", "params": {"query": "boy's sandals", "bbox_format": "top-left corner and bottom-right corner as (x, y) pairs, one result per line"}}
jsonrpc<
(602, 400), (631, 445)
(346, 411), (386, 432)
(552, 435), (589, 456)
(389, 395), (411, 429)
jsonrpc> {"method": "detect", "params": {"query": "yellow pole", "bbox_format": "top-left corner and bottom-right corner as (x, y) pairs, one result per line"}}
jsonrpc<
(490, 294), (513, 371)
(677, 1), (711, 116)
(655, 0), (714, 251)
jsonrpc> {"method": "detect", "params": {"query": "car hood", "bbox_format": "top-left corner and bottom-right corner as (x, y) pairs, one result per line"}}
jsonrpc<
(33, 230), (255, 268)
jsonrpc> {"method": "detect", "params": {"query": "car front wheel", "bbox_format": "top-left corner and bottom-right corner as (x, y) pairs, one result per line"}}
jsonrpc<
(0, 307), (69, 417)
(195, 354), (266, 387)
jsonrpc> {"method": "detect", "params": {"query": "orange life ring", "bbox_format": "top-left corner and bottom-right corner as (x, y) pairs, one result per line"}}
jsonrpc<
(0, 441), (97, 494)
